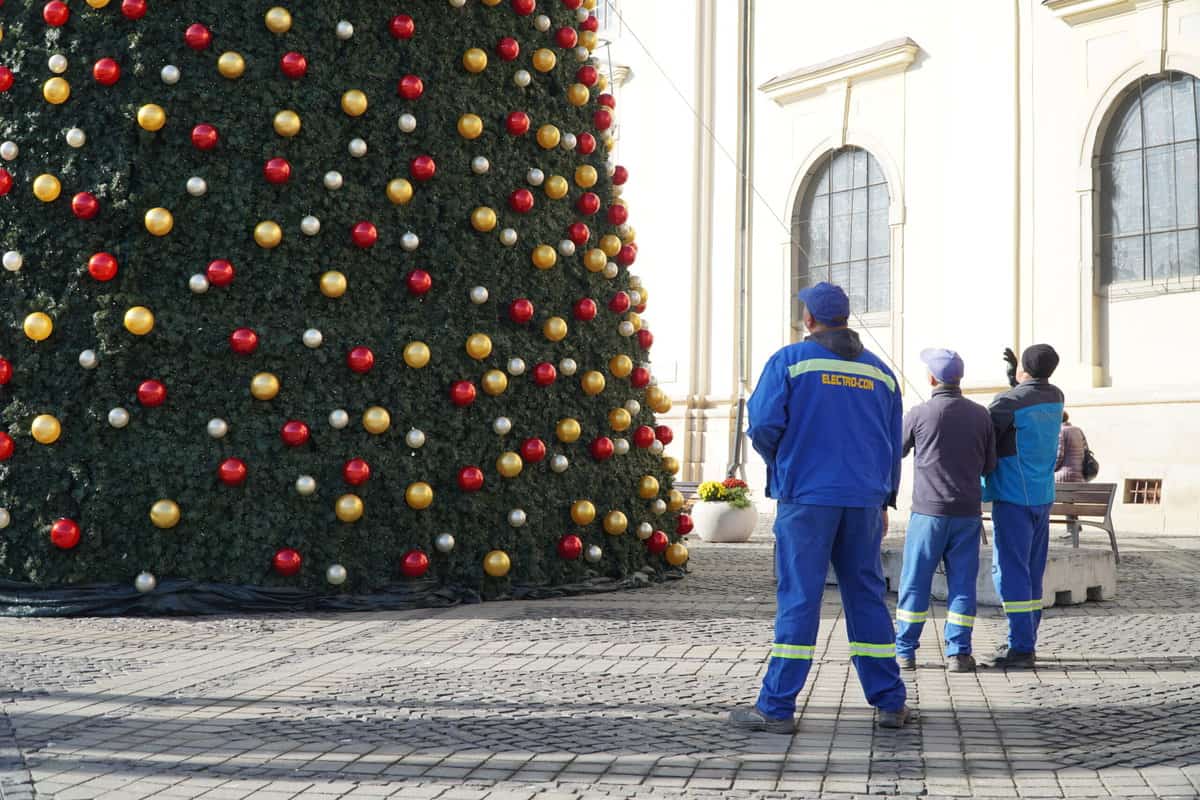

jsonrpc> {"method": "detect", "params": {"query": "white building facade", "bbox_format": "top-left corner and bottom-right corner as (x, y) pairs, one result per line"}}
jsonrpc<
(607, 0), (1200, 533)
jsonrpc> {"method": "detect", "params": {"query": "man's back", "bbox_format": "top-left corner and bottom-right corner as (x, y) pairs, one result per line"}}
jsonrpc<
(903, 388), (996, 517)
(984, 380), (1065, 506)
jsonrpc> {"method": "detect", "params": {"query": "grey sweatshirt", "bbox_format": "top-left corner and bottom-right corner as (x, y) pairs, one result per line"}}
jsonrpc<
(902, 386), (997, 517)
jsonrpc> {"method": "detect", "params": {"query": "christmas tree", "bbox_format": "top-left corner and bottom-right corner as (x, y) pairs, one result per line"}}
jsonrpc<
(0, 0), (690, 614)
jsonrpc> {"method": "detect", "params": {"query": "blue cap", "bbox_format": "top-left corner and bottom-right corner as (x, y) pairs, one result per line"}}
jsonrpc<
(920, 348), (964, 385)
(797, 282), (850, 325)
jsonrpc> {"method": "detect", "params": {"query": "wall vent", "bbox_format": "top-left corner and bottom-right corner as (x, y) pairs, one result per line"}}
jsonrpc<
(1123, 478), (1163, 505)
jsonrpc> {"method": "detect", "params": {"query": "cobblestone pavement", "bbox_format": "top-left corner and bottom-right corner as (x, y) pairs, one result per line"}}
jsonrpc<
(2, 524), (1200, 800)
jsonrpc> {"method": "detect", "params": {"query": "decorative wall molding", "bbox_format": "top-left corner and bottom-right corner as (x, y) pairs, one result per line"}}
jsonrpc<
(1044, 0), (1137, 26)
(759, 37), (919, 106)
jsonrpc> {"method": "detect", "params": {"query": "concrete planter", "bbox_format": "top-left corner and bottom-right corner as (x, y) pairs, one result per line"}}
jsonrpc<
(693, 502), (758, 543)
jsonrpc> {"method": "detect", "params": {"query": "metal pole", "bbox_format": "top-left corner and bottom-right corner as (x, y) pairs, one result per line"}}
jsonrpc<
(727, 0), (754, 480)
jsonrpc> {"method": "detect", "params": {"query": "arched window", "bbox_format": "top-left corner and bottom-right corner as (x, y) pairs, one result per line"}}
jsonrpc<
(1099, 72), (1200, 285)
(792, 146), (891, 323)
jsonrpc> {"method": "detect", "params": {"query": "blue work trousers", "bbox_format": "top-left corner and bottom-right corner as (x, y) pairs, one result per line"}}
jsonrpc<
(895, 513), (981, 658)
(990, 500), (1052, 653)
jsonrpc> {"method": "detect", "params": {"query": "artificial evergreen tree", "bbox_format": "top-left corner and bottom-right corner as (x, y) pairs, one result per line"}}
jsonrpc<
(0, 0), (691, 613)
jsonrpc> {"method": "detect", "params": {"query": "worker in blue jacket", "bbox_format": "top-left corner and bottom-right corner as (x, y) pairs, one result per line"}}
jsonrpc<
(984, 344), (1064, 669)
(730, 282), (911, 734)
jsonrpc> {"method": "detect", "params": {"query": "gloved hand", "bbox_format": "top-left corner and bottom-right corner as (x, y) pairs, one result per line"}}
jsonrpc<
(1003, 347), (1018, 387)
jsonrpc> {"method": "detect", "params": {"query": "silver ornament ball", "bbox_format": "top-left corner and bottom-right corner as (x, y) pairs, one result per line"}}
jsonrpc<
(48, 54), (69, 74)
(585, 545), (603, 563)
(336, 20), (354, 39)
(625, 399), (642, 416)
(613, 438), (630, 456)
(617, 223), (633, 238)
(629, 275), (644, 289)
(603, 262), (620, 279)
(0, 509), (9, 528)
(650, 440), (665, 455)
(186, 176), (208, 197)
(469, 286), (490, 305)
(401, 232), (420, 251)
(618, 321), (636, 337)
(637, 522), (654, 538)
(398, 113), (418, 133)
(302, 328), (323, 349)
(160, 65), (181, 84)
(326, 564), (348, 585)
(0, 141), (18, 161)
(561, 133), (578, 150)
(301, 215), (321, 236)
(629, 290), (643, 307)
(135, 572), (157, 593)
(3, 251), (23, 272)
(434, 532), (456, 553)
(558, 240), (576, 257)
(471, 155), (490, 174)
(405, 428), (426, 449)
(550, 454), (570, 473)
(526, 167), (545, 186)
(558, 358), (578, 376)
(78, 349), (98, 369)
(574, 46), (590, 62)
(189, 274), (210, 294)
(65, 128), (87, 148)
(108, 407), (130, 429)
(499, 228), (518, 247)
(507, 358), (526, 376)
(493, 416), (512, 436)
(651, 499), (668, 515)
(534, 14), (551, 32)
(348, 138), (368, 158)
(207, 418), (229, 438)
(329, 409), (349, 429)
(576, 7), (590, 22)
(324, 171), (344, 190)
(295, 475), (317, 496)
(448, 0), (467, 7)
(514, 69), (532, 88)
(508, 509), (527, 528)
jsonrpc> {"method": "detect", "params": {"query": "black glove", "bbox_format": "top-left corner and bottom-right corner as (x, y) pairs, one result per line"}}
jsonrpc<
(1003, 347), (1018, 388)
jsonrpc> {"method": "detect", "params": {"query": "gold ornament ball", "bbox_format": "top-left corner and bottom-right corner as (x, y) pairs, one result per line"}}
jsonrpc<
(545, 175), (569, 200)
(532, 245), (558, 270)
(462, 48), (488, 73)
(137, 103), (167, 132)
(584, 248), (608, 273)
(264, 6), (292, 33)
(123, 306), (155, 336)
(406, 482), (434, 510)
(254, 220), (283, 249)
(608, 408), (632, 432)
(471, 206), (498, 233)
(217, 52), (246, 79)
(622, 226), (638, 245)
(43, 77), (71, 105)
(336, 494), (364, 523)
(31, 414), (62, 445)
(603, 510), (628, 536)
(496, 451), (524, 478)
(598, 73), (609, 91)
(481, 369), (509, 396)
(341, 89), (368, 117)
(543, 316), (568, 342)
(606, 136), (616, 152)
(404, 341), (431, 368)
(532, 48), (557, 73)
(274, 109), (302, 137)
(466, 333), (493, 360)
(655, 395), (673, 414)
(580, 30), (599, 51)
(571, 500), (597, 526)
(609, 354), (633, 378)
(638, 475), (661, 500)
(575, 165), (598, 188)
(363, 406), (391, 435)
(667, 489), (686, 513)
(387, 178), (414, 205)
(556, 418), (582, 443)
(666, 542), (689, 566)
(662, 456), (681, 476)
(144, 207), (174, 237)
(627, 312), (643, 332)
(458, 113), (484, 140)
(150, 499), (181, 529)
(536, 124), (561, 150)
(33, 174), (62, 203)
(483, 550), (511, 578)
(581, 370), (606, 396)
(600, 234), (623, 258)
(567, 83), (590, 107)
(320, 271), (347, 298)
(86, 0), (111, 7)
(250, 372), (280, 400)
(481, 0), (501, 5)
(23, 312), (53, 342)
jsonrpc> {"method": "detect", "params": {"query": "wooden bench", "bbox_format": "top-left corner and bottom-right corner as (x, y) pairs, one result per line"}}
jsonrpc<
(982, 482), (1119, 563)
(672, 481), (700, 510)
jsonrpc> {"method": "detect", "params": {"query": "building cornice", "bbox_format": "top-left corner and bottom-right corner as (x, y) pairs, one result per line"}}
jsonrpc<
(1042, 0), (1158, 26)
(759, 37), (919, 106)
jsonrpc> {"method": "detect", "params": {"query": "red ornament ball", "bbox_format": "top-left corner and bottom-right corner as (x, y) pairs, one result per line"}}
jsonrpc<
(217, 457), (248, 487)
(677, 514), (694, 535)
(263, 157), (291, 185)
(280, 51), (308, 79)
(93, 58), (121, 86)
(0, 67), (12, 93)
(633, 425), (655, 448)
(577, 132), (597, 155)
(191, 123), (219, 151)
(184, 23), (212, 50)
(343, 458), (371, 486)
(71, 192), (100, 220)
(508, 298), (535, 324)
(389, 14), (415, 40)
(572, 298), (597, 321)
(457, 466), (484, 492)
(637, 329), (654, 351)
(351, 221), (378, 249)
(612, 165), (629, 185)
(576, 65), (598, 86)
(555, 27), (578, 49)
(273, 548), (302, 577)
(509, 188), (535, 214)
(532, 361), (557, 387)
(397, 74), (424, 100)
(647, 530), (669, 554)
(520, 437), (547, 463)
(598, 92), (616, 109)
(497, 37), (520, 61)
(346, 346), (375, 374)
(558, 534), (583, 561)
(450, 380), (477, 407)
(562, 0), (582, 9)
(43, 1), (69, 27)
(0, 358), (11, 385)
(206, 259), (235, 287)
(576, 192), (600, 215)
(607, 204), (629, 226)
(121, 0), (147, 20)
(406, 269), (433, 296)
(589, 436), (614, 462)
(0, 433), (12, 461)
(280, 420), (311, 447)
(0, 168), (12, 196)
(567, 222), (590, 245)
(410, 155), (437, 181)
(594, 109), (614, 130)
(137, 379), (166, 408)
(618, 243), (638, 267)
(401, 549), (430, 578)
(229, 327), (259, 355)
(630, 366), (651, 388)
(655, 425), (674, 445)
(582, 14), (599, 32)
(608, 291), (631, 313)
(506, 111), (531, 136)
(512, 0), (536, 15)
(50, 518), (80, 550)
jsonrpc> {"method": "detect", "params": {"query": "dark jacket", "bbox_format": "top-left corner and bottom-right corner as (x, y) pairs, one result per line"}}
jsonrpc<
(983, 379), (1065, 506)
(747, 328), (902, 509)
(902, 386), (997, 517)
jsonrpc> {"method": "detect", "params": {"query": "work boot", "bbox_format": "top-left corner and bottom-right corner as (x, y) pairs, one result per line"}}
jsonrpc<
(985, 645), (1035, 670)
(897, 654), (916, 671)
(877, 705), (914, 729)
(946, 654), (976, 673)
(728, 706), (795, 735)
